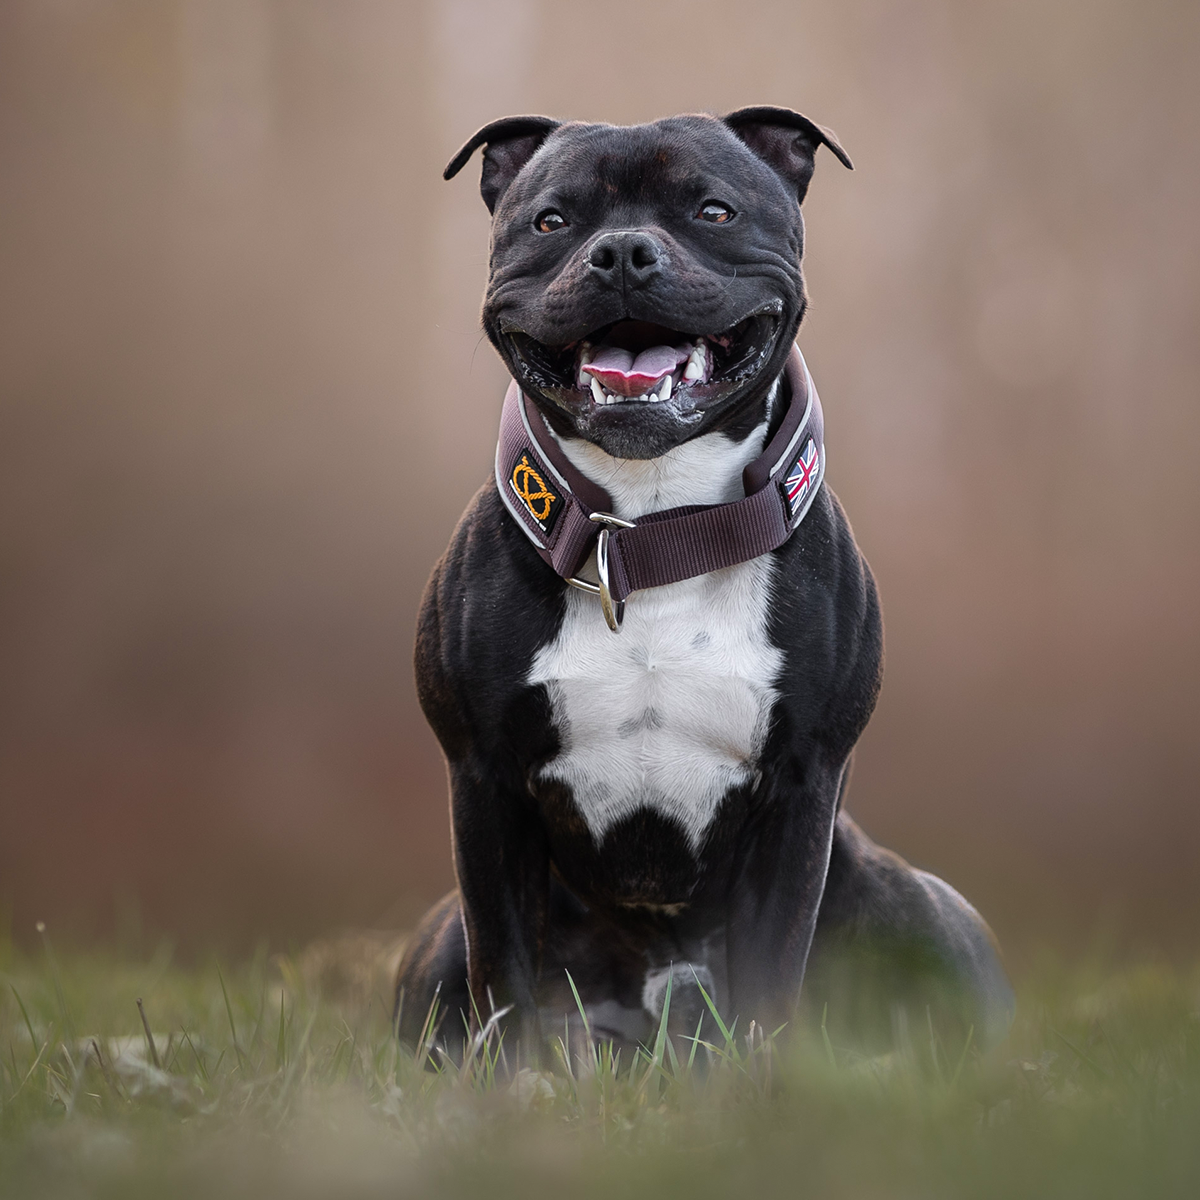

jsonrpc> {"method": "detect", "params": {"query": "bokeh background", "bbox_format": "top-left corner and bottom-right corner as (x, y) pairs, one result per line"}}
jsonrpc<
(1, 0), (1197, 962)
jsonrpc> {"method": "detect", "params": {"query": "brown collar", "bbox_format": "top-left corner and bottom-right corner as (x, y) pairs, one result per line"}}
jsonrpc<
(495, 344), (826, 631)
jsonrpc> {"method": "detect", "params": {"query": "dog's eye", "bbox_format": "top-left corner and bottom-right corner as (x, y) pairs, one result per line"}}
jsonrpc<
(697, 202), (735, 224)
(535, 210), (568, 233)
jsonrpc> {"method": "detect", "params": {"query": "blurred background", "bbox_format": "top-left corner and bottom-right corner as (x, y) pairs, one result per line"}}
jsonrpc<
(1, 0), (1197, 962)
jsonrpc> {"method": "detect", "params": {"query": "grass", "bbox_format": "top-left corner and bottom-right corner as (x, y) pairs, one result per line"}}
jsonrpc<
(1, 928), (1198, 1199)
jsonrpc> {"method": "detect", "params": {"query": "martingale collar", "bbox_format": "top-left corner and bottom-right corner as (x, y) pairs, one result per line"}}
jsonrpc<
(495, 344), (826, 631)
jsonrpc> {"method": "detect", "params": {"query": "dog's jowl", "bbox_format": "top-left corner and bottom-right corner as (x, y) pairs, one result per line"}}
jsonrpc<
(395, 109), (1014, 1059)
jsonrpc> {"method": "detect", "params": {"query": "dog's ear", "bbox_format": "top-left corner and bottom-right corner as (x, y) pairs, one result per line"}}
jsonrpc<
(723, 106), (852, 204)
(444, 115), (562, 214)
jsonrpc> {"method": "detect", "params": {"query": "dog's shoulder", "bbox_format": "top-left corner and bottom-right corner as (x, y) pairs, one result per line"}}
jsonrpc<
(768, 483), (884, 756)
(415, 478), (563, 756)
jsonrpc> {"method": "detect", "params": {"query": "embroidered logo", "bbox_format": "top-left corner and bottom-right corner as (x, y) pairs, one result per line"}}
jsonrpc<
(509, 448), (564, 534)
(783, 437), (820, 521)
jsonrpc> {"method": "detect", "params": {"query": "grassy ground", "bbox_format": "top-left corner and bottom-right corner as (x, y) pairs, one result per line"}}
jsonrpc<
(1, 928), (1198, 1199)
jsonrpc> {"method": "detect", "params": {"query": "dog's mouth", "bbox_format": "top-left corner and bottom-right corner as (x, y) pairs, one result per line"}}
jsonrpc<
(503, 311), (781, 417)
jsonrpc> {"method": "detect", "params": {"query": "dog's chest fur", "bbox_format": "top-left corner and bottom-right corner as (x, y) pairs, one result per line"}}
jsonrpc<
(527, 412), (783, 853)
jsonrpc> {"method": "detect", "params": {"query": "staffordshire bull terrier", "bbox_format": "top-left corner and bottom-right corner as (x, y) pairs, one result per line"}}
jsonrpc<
(395, 107), (1014, 1061)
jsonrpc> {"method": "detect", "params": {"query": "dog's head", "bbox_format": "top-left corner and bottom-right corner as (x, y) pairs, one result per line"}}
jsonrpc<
(446, 108), (851, 459)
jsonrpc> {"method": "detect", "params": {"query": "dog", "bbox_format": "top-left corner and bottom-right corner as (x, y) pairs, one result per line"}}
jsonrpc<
(394, 107), (1013, 1061)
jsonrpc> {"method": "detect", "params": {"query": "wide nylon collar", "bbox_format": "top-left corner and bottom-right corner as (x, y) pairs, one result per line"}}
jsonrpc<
(494, 344), (826, 620)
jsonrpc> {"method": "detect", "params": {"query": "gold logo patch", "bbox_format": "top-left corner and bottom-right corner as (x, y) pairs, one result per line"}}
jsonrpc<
(509, 450), (563, 533)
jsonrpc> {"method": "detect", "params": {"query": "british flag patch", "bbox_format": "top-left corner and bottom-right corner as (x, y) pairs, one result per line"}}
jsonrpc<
(783, 437), (820, 521)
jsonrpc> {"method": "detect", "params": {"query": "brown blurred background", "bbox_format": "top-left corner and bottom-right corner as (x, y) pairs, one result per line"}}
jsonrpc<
(1, 0), (1197, 961)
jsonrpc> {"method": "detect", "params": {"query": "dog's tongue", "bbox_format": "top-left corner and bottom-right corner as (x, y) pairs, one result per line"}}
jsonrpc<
(583, 344), (690, 397)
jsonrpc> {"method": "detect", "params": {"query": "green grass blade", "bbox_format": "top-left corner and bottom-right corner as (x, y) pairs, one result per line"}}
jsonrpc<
(10, 986), (38, 1070)
(180, 1028), (209, 1084)
(275, 990), (287, 1071)
(689, 966), (733, 1047)
(216, 963), (246, 1073)
(821, 1002), (837, 1070)
(950, 1024), (974, 1089)
(135, 997), (161, 1069)
(663, 1025), (681, 1076)
(564, 969), (592, 1044)
(638, 970), (674, 1097)
(564, 969), (596, 1073)
(414, 982), (442, 1075)
(36, 923), (76, 1045)
(685, 1013), (704, 1072)
(8, 1039), (49, 1103)
(1053, 1026), (1111, 1079)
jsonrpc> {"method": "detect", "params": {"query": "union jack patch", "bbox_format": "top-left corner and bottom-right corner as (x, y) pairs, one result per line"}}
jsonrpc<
(782, 437), (820, 521)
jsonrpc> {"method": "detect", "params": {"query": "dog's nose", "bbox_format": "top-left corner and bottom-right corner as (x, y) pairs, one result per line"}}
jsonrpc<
(587, 230), (664, 290)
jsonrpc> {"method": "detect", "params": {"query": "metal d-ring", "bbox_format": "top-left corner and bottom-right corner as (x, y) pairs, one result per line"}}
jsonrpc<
(595, 528), (623, 632)
(564, 511), (635, 633)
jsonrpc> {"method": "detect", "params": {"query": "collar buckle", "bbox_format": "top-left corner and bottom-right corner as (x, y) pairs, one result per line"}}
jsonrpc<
(564, 512), (636, 633)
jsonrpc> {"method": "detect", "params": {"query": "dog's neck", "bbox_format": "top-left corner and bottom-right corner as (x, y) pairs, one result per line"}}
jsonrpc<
(545, 377), (781, 523)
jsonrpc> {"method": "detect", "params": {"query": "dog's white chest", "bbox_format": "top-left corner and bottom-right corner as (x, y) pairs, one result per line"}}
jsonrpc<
(527, 413), (783, 853)
(530, 561), (782, 851)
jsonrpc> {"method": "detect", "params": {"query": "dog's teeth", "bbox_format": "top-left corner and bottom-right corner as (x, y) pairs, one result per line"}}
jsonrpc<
(591, 377), (606, 405)
(684, 359), (702, 381)
(659, 374), (672, 401)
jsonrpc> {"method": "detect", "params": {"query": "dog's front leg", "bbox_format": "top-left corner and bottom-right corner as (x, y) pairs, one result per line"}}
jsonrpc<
(449, 757), (549, 1060)
(725, 767), (845, 1035)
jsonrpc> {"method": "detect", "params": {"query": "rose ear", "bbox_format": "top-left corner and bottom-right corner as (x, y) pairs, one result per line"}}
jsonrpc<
(443, 115), (562, 214)
(723, 106), (852, 204)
